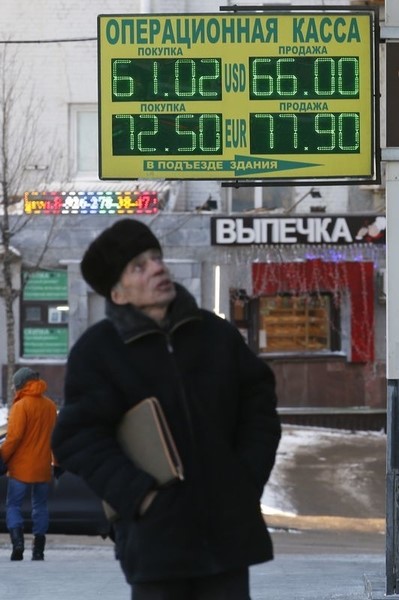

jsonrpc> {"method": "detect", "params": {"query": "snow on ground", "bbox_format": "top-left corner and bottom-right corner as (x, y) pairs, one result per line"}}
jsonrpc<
(0, 407), (7, 427)
(261, 424), (386, 517)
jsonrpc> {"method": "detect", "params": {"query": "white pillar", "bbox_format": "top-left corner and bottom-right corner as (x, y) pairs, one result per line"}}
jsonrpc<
(386, 161), (399, 378)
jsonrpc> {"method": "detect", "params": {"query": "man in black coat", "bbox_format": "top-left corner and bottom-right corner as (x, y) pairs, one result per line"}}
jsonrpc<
(52, 219), (281, 600)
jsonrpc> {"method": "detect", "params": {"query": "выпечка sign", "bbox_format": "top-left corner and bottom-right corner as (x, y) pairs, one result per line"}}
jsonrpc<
(210, 215), (386, 245)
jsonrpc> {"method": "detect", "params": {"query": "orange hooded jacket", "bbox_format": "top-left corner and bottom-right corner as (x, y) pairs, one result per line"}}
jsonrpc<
(0, 378), (57, 483)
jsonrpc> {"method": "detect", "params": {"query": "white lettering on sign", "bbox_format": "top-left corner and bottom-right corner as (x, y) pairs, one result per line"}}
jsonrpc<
(214, 217), (355, 245)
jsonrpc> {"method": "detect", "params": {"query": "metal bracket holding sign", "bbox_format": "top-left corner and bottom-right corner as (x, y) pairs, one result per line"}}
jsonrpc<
(98, 8), (380, 184)
(386, 41), (399, 148)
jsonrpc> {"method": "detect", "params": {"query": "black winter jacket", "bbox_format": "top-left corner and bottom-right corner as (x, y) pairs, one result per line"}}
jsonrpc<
(52, 284), (281, 584)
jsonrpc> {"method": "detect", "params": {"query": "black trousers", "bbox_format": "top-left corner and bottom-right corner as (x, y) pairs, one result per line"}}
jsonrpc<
(131, 568), (251, 600)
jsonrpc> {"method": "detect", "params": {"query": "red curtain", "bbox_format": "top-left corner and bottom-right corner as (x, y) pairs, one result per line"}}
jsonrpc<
(252, 259), (374, 363)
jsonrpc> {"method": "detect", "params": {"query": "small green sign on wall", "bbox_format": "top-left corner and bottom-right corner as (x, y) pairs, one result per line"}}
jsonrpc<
(23, 328), (68, 357)
(23, 271), (68, 301)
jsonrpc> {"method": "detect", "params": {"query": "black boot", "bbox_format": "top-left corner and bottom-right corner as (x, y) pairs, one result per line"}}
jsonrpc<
(9, 527), (24, 561)
(32, 534), (46, 561)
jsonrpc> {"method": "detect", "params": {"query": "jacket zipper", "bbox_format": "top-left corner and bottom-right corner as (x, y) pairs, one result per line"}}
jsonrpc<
(164, 330), (196, 447)
(123, 315), (201, 445)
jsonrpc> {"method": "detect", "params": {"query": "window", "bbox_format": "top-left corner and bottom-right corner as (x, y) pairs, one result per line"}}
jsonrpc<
(251, 261), (373, 362)
(48, 307), (69, 324)
(70, 104), (98, 178)
(258, 294), (332, 353)
(230, 290), (341, 354)
(226, 186), (293, 213)
(24, 306), (42, 322)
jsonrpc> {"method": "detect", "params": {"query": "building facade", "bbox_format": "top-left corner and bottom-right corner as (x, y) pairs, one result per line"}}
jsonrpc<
(0, 0), (387, 427)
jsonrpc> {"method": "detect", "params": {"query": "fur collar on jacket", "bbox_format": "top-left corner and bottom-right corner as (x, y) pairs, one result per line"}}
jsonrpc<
(105, 283), (201, 342)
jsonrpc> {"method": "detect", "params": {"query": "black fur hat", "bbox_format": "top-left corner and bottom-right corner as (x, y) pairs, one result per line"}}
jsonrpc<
(80, 219), (162, 298)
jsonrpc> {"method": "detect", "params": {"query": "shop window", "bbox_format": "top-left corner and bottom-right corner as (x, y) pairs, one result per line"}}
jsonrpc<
(230, 288), (341, 355)
(21, 270), (69, 358)
(24, 306), (42, 322)
(252, 260), (374, 363)
(257, 294), (333, 353)
(228, 186), (293, 212)
(48, 306), (69, 324)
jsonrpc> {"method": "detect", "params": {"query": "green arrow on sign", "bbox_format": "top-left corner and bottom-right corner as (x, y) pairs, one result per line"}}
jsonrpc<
(233, 155), (322, 176)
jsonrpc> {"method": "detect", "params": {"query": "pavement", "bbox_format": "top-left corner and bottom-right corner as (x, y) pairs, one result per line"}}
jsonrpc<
(260, 425), (388, 600)
(0, 425), (389, 599)
(0, 530), (386, 600)
(261, 425), (386, 532)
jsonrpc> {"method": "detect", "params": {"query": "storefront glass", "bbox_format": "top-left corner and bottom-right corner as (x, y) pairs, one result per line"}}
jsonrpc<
(258, 294), (331, 353)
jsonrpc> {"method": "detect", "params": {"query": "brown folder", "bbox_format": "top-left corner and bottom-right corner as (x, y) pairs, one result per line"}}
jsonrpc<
(103, 397), (184, 520)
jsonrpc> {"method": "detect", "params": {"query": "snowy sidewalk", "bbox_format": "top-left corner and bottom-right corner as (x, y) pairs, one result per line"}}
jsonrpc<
(261, 425), (386, 533)
(0, 422), (387, 599)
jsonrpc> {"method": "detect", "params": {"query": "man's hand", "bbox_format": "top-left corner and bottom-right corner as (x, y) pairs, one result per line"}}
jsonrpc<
(138, 490), (158, 516)
(53, 465), (64, 480)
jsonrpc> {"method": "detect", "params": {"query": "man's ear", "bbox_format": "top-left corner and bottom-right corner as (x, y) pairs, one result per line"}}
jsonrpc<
(110, 285), (127, 305)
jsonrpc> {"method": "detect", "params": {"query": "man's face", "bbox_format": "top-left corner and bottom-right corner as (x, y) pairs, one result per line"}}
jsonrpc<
(110, 249), (176, 316)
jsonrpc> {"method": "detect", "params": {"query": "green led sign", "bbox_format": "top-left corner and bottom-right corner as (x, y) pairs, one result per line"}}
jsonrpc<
(248, 57), (359, 100)
(98, 9), (379, 183)
(113, 113), (223, 155)
(249, 112), (360, 154)
(112, 58), (222, 101)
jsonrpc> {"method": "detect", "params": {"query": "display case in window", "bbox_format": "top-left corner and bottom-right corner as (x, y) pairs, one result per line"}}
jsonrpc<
(258, 294), (331, 353)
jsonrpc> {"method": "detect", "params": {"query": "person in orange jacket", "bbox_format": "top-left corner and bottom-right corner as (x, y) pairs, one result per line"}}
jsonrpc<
(0, 367), (57, 561)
